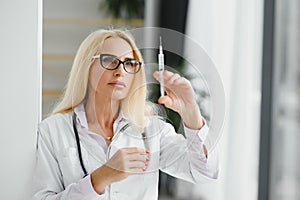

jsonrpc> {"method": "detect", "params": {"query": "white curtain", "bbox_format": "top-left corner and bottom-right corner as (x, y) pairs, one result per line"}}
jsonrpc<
(179, 0), (264, 199)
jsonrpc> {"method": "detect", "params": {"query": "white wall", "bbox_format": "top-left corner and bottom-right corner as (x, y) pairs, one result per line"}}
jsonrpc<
(0, 1), (41, 199)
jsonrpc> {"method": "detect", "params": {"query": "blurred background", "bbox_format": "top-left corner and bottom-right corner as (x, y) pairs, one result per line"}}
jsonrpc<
(1, 0), (299, 199)
(41, 0), (300, 200)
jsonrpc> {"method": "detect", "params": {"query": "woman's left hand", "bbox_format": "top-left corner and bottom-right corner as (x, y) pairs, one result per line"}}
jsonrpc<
(153, 70), (204, 130)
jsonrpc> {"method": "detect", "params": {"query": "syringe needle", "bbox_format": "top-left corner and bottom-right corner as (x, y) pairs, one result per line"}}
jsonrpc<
(160, 36), (162, 47)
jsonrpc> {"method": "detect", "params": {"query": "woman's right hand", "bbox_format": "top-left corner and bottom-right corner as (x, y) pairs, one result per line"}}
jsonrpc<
(91, 147), (149, 194)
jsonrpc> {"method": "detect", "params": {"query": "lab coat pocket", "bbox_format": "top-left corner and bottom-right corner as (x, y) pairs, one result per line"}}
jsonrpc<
(60, 147), (89, 186)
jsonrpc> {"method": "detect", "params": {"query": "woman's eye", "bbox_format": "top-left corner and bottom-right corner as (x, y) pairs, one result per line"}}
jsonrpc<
(103, 57), (114, 63)
(125, 61), (134, 67)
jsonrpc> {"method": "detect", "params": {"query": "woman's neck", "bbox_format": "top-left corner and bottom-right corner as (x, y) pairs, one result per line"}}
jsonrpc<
(85, 92), (120, 130)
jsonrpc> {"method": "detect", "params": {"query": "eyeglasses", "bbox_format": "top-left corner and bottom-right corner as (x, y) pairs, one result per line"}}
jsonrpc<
(92, 54), (142, 74)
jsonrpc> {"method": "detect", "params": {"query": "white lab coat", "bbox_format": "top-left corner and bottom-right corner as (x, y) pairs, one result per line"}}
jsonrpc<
(32, 110), (219, 200)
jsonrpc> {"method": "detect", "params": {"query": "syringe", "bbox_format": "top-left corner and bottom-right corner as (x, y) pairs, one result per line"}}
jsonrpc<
(158, 36), (165, 97)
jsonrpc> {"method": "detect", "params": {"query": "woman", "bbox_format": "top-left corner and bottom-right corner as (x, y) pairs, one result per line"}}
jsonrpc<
(33, 29), (219, 200)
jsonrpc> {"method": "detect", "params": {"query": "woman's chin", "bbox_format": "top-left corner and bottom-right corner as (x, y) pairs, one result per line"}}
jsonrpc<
(111, 92), (127, 101)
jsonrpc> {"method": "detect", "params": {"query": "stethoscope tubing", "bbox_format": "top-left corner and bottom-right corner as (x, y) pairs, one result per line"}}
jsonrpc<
(72, 112), (89, 177)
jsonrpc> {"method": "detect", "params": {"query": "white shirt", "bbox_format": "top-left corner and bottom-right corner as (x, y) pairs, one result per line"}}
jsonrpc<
(32, 104), (219, 200)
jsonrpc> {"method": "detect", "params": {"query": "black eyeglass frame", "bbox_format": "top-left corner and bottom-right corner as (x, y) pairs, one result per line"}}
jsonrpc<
(92, 53), (142, 74)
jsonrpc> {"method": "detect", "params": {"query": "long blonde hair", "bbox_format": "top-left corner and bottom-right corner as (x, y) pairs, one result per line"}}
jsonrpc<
(52, 29), (152, 129)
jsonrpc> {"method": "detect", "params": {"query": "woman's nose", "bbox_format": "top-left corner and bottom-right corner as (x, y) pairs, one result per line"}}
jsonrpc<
(113, 63), (126, 77)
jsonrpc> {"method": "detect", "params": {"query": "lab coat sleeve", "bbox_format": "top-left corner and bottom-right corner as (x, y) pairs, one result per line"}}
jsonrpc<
(32, 125), (106, 200)
(159, 120), (219, 183)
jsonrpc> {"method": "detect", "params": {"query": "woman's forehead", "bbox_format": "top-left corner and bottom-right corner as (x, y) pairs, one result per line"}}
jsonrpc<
(100, 37), (134, 58)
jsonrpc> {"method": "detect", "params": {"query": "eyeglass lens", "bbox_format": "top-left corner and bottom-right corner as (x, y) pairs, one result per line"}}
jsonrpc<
(100, 54), (140, 74)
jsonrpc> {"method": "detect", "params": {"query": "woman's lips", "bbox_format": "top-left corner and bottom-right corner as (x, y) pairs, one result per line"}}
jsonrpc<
(108, 81), (126, 88)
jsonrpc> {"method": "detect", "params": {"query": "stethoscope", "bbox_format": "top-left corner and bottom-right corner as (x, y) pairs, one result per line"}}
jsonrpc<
(72, 112), (149, 178)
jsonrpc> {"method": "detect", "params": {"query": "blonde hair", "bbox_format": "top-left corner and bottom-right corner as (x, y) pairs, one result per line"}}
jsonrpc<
(52, 29), (153, 129)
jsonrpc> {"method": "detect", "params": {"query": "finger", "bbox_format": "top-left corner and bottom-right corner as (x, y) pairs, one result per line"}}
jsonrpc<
(127, 154), (149, 162)
(165, 73), (181, 85)
(128, 162), (148, 174)
(173, 76), (185, 84)
(153, 71), (160, 80)
(122, 147), (149, 155)
(128, 160), (147, 169)
(173, 77), (191, 87)
(128, 167), (146, 174)
(158, 96), (173, 108)
(153, 70), (174, 82)
(163, 70), (174, 78)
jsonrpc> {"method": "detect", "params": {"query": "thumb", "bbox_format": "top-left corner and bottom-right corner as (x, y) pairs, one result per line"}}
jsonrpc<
(158, 96), (173, 108)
